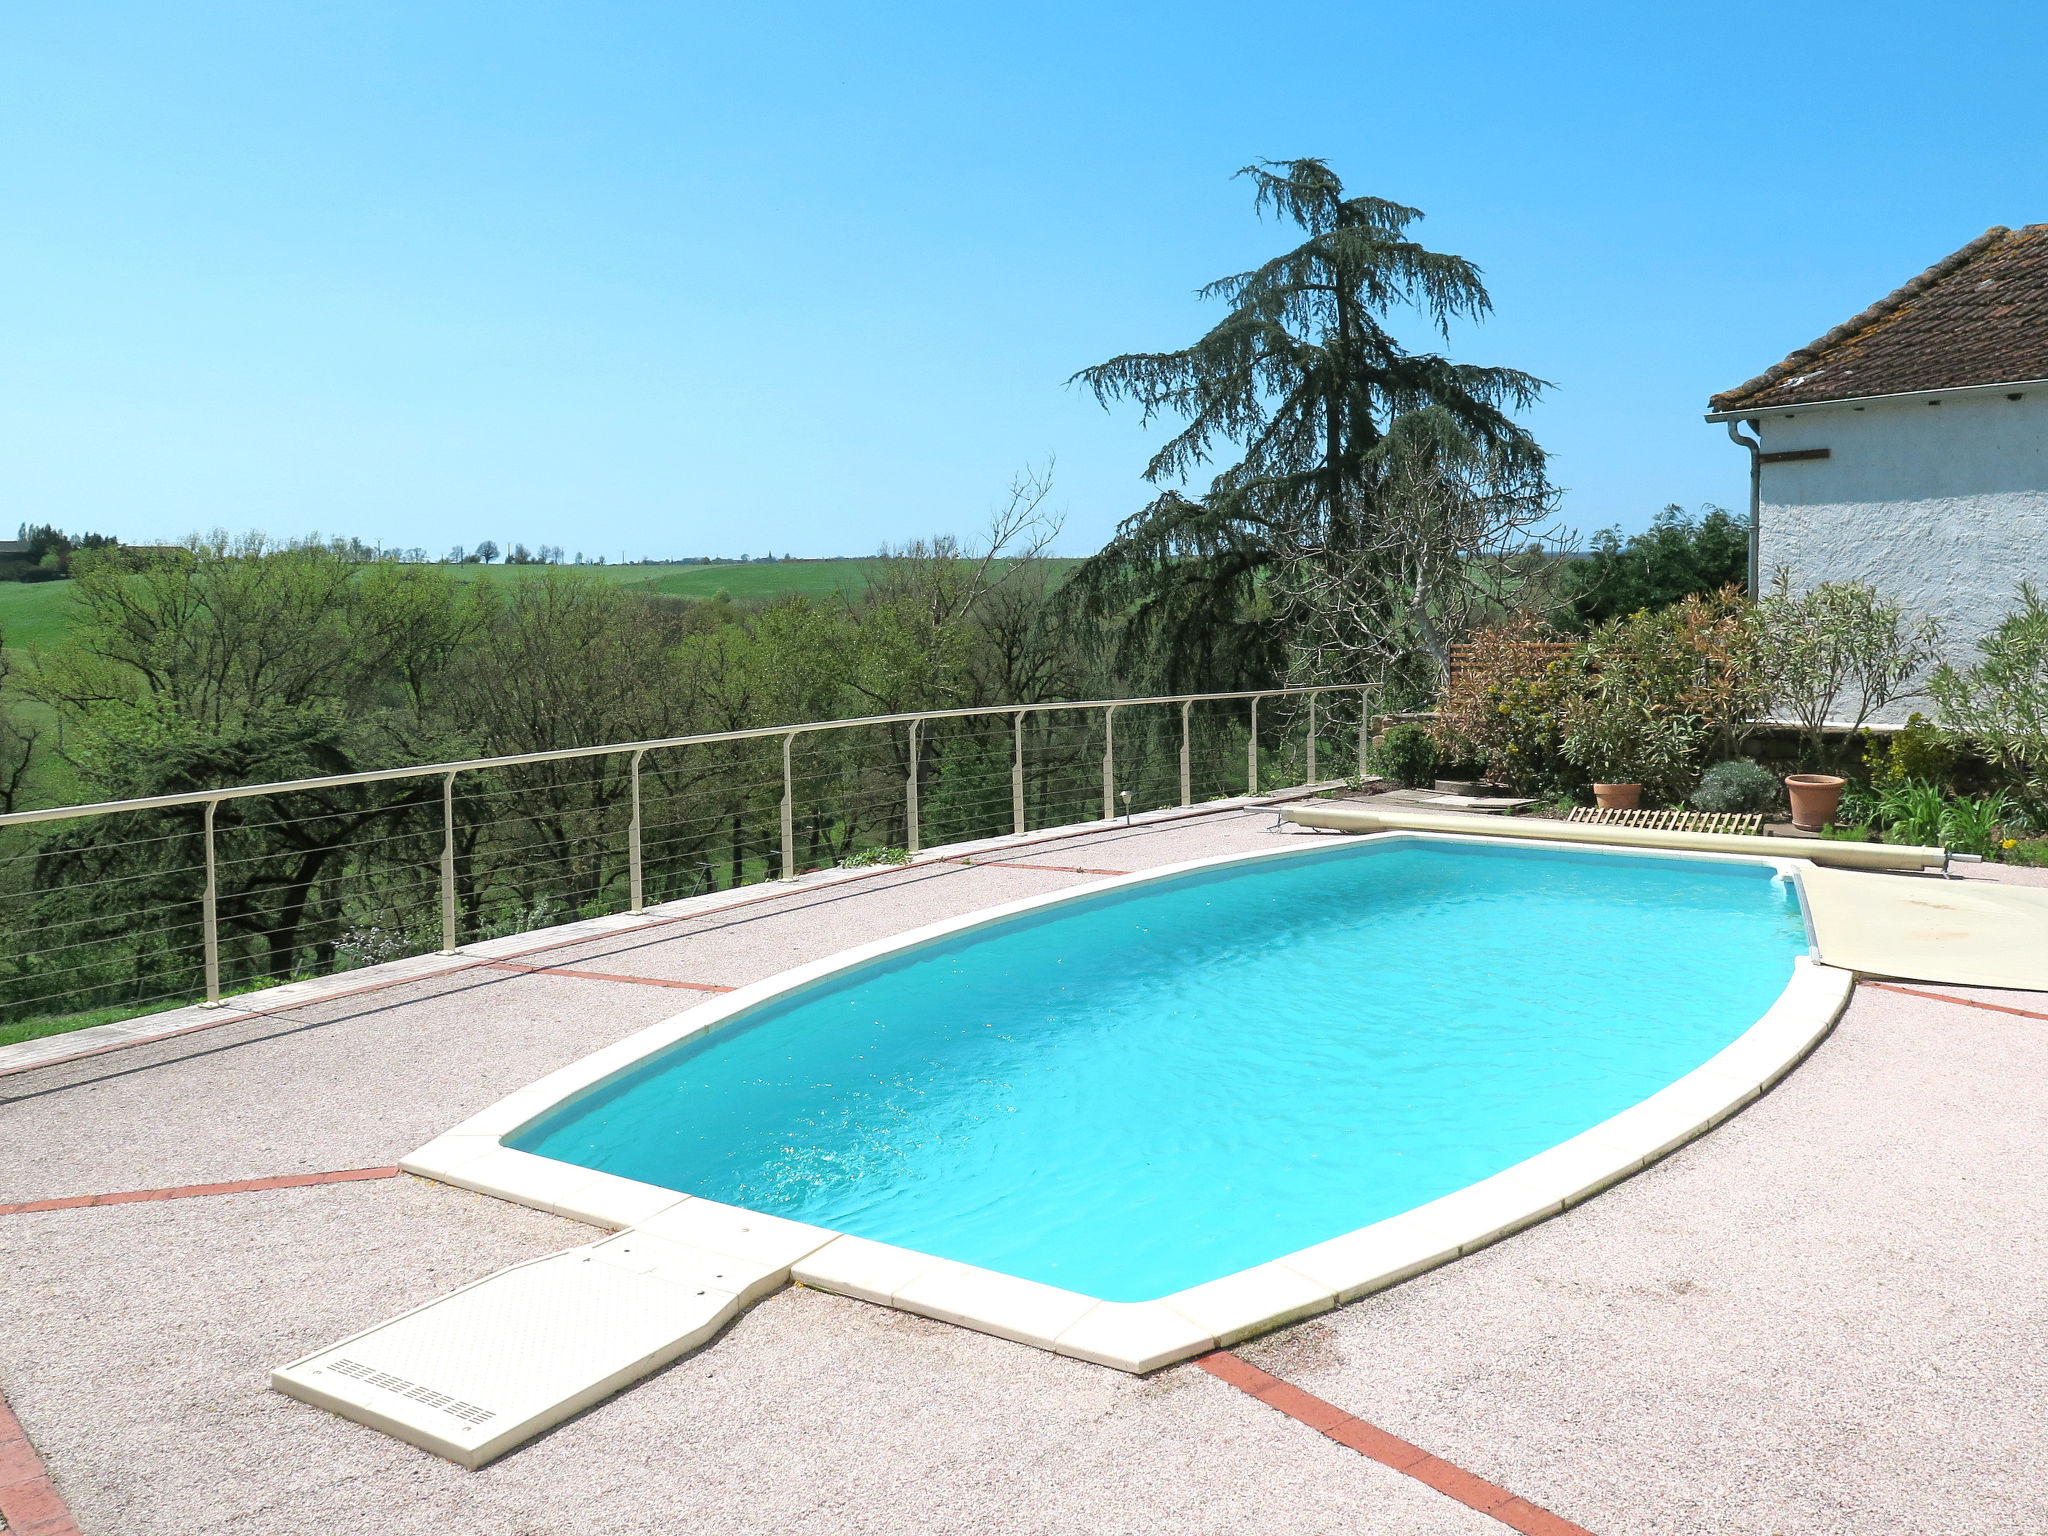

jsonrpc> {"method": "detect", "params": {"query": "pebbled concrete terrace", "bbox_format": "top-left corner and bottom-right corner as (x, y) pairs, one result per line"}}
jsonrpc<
(2, 806), (2045, 1535)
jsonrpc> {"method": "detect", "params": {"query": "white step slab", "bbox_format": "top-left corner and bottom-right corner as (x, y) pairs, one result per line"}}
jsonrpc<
(272, 1245), (739, 1468)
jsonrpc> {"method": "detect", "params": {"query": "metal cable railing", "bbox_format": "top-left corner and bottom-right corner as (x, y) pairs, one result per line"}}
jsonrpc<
(0, 684), (1374, 1022)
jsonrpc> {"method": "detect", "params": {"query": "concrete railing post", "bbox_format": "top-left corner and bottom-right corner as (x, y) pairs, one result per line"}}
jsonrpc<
(781, 731), (799, 880)
(440, 772), (459, 954)
(1180, 699), (1192, 807)
(906, 718), (921, 855)
(1248, 695), (1261, 796)
(1012, 710), (1027, 836)
(1100, 705), (1117, 823)
(627, 749), (646, 914)
(202, 798), (222, 1006)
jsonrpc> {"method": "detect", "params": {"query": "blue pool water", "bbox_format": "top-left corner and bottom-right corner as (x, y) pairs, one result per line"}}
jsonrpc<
(511, 839), (1807, 1300)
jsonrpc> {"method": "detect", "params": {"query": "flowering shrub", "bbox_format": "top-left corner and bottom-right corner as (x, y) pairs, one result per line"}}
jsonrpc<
(1431, 614), (1578, 792)
(1863, 712), (1958, 789)
(335, 924), (410, 970)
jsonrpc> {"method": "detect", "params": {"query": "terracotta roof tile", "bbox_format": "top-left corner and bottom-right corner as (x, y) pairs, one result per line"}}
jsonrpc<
(1709, 224), (2048, 411)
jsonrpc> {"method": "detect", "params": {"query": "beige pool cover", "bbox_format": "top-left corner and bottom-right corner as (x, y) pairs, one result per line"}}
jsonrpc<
(1801, 865), (2048, 991)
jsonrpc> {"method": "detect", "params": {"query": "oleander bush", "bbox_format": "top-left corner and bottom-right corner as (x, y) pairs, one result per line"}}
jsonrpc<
(1932, 584), (2048, 816)
(1755, 574), (1941, 763)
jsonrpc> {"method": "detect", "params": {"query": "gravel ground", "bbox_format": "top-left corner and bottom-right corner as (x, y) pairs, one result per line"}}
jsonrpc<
(0, 969), (693, 1203)
(1236, 979), (2048, 1535)
(2, 808), (2042, 1535)
(5, 1157), (1496, 1536)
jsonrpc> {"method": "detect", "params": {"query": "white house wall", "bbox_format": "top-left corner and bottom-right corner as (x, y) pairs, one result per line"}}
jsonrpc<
(1754, 389), (2048, 719)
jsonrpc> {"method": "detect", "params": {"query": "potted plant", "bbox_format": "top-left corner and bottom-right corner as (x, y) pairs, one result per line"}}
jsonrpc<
(1563, 691), (1702, 813)
(1784, 772), (1847, 831)
(1591, 779), (1643, 811)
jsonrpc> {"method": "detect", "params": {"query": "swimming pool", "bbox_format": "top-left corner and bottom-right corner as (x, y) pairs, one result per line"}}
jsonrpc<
(507, 837), (1810, 1302)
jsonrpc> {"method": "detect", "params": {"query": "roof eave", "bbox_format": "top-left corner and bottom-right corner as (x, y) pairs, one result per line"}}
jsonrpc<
(1704, 374), (2048, 422)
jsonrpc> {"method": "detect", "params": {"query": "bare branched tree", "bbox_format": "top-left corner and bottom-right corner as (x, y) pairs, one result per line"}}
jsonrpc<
(841, 462), (1064, 714)
(0, 636), (38, 814)
(1266, 418), (1562, 690)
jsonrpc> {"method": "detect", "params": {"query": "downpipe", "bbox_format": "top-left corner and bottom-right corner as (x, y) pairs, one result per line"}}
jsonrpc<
(1726, 418), (1762, 595)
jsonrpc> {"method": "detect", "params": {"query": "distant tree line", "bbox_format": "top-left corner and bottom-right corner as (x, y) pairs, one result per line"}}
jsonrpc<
(1, 524), (122, 582)
(0, 482), (1191, 1024)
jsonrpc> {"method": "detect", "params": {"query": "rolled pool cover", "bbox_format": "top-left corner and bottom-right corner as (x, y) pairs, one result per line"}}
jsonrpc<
(1282, 803), (1948, 873)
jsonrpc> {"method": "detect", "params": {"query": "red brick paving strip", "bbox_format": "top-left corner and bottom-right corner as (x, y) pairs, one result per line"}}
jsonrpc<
(0, 1165), (400, 1217)
(483, 961), (736, 993)
(1198, 1351), (1595, 1536)
(1865, 980), (2048, 1024)
(0, 1384), (82, 1536)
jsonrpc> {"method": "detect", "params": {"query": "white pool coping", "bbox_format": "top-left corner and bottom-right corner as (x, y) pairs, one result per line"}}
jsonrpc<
(292, 830), (1853, 1463)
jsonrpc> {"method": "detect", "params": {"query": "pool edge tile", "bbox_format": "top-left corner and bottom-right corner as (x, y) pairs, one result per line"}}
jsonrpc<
(1054, 1301), (1215, 1374)
(634, 1196), (835, 1272)
(1501, 1132), (1647, 1212)
(398, 1134), (502, 1183)
(891, 1261), (1099, 1350)
(1160, 1262), (1335, 1346)
(443, 1091), (559, 1140)
(791, 1234), (945, 1306)
(1412, 1177), (1560, 1256)
(433, 1146), (596, 1210)
(552, 1172), (692, 1230)
(1278, 1214), (1463, 1303)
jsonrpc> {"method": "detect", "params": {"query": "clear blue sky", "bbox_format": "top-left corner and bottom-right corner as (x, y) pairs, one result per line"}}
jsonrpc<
(6, 2), (2047, 560)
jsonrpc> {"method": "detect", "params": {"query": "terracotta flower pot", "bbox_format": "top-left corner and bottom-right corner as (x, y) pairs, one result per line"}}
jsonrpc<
(1592, 782), (1642, 810)
(1785, 773), (1847, 831)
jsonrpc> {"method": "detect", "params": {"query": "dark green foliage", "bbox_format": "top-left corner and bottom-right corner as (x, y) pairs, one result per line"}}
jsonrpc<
(1690, 758), (1780, 815)
(0, 524), (1125, 1029)
(1, 523), (119, 582)
(1064, 159), (1549, 693)
(1555, 505), (1748, 629)
(1373, 723), (1439, 788)
(1847, 777), (2014, 856)
(1863, 713), (1959, 790)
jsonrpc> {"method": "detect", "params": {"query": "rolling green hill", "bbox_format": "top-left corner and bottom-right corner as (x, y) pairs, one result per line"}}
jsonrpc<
(0, 563), (873, 657)
(0, 557), (1082, 657)
(0, 580), (84, 654)
(440, 559), (894, 603)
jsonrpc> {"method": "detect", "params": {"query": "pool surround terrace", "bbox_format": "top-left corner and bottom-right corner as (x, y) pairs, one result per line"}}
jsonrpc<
(386, 832), (1852, 1387)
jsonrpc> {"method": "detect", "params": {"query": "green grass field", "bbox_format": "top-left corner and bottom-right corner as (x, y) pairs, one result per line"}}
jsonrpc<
(1, 557), (1081, 658)
(440, 559), (895, 603)
(0, 580), (84, 653)
(0, 562), (885, 658)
